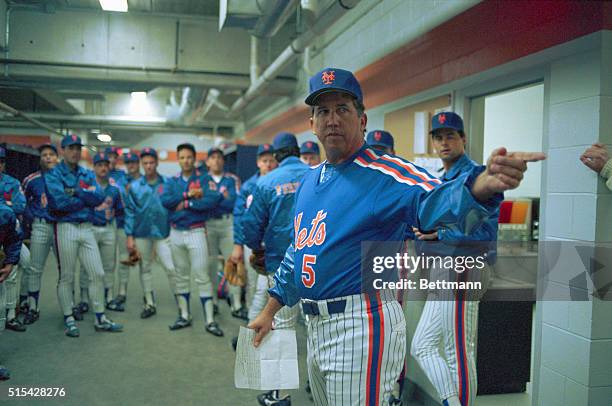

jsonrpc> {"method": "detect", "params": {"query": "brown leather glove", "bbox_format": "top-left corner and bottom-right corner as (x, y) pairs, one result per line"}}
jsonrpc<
(224, 259), (247, 287)
(249, 249), (266, 276)
(120, 247), (142, 266)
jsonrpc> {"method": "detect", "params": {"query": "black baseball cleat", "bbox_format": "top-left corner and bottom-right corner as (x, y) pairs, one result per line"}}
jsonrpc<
(213, 303), (219, 315)
(169, 316), (192, 331)
(232, 336), (238, 351)
(257, 390), (291, 406)
(23, 309), (40, 325)
(6, 318), (26, 332)
(72, 306), (84, 321)
(231, 307), (249, 321)
(106, 298), (125, 312)
(140, 305), (157, 319)
(77, 302), (89, 314)
(0, 365), (10, 381)
(205, 322), (224, 337)
(305, 379), (311, 394)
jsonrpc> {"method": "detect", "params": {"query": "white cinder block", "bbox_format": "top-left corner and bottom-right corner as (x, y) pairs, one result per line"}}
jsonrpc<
(550, 50), (601, 104)
(548, 97), (599, 148)
(541, 324), (591, 385)
(589, 339), (612, 386)
(571, 195), (597, 241)
(588, 385), (612, 405)
(601, 47), (612, 97)
(564, 378), (589, 406)
(546, 148), (598, 193)
(543, 194), (573, 237)
(599, 97), (612, 144)
(591, 298), (612, 339)
(539, 366), (566, 406)
(595, 194), (612, 241)
(567, 301), (593, 339)
(542, 301), (569, 330)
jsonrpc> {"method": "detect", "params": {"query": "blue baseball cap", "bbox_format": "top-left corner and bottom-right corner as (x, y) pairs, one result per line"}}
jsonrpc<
(305, 67), (363, 106)
(257, 144), (274, 156)
(272, 132), (298, 150)
(140, 147), (157, 159)
(0, 147), (6, 159)
(431, 112), (464, 133)
(300, 141), (320, 155)
(93, 152), (110, 165)
(207, 147), (224, 157)
(366, 130), (394, 150)
(61, 134), (83, 148)
(105, 146), (120, 156)
(38, 143), (57, 154)
(123, 151), (139, 163)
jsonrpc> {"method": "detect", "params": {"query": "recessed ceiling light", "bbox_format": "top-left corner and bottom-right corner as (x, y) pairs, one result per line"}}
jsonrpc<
(97, 133), (112, 143)
(99, 0), (128, 12)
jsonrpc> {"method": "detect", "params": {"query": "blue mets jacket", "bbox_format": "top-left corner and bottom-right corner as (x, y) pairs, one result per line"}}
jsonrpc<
(233, 172), (259, 246)
(0, 202), (22, 265)
(124, 175), (171, 239)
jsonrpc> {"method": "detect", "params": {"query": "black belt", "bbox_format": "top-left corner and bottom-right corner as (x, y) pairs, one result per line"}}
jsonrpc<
(301, 299), (346, 316)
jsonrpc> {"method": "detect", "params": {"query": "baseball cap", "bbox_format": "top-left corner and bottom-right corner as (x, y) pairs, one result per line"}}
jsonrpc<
(93, 152), (110, 165)
(0, 147), (6, 159)
(140, 147), (158, 159)
(257, 144), (274, 156)
(430, 112), (464, 133)
(207, 147), (224, 157)
(300, 141), (320, 155)
(272, 132), (298, 150)
(305, 67), (363, 106)
(38, 143), (57, 154)
(123, 151), (139, 163)
(105, 146), (120, 156)
(61, 134), (83, 148)
(366, 130), (394, 150)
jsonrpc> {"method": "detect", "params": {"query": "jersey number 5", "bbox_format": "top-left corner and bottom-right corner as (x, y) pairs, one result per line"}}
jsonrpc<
(301, 254), (316, 288)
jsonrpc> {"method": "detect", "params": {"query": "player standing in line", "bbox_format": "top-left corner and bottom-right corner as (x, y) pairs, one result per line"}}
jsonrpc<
(581, 143), (612, 191)
(44, 134), (123, 337)
(0, 146), (29, 332)
(242, 132), (310, 406)
(248, 67), (544, 406)
(124, 147), (177, 319)
(299, 141), (322, 167)
(204, 147), (245, 318)
(161, 143), (224, 336)
(21, 144), (59, 324)
(107, 150), (142, 311)
(366, 130), (395, 155)
(410, 112), (498, 406)
(0, 201), (23, 380)
(230, 144), (277, 323)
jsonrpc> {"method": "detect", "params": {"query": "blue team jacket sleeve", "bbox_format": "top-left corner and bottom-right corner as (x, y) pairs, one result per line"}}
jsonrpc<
(241, 184), (270, 250)
(124, 187), (136, 236)
(187, 181), (223, 211)
(233, 185), (247, 245)
(160, 179), (182, 210)
(114, 187), (125, 219)
(75, 187), (105, 207)
(44, 170), (85, 213)
(2, 215), (22, 265)
(218, 177), (238, 211)
(268, 244), (300, 307)
(8, 180), (26, 216)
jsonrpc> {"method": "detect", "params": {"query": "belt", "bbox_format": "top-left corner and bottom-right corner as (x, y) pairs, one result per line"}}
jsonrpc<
(301, 299), (347, 316)
(210, 213), (232, 220)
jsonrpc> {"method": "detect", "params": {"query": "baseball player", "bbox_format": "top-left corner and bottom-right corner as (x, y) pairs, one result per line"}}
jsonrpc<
(0, 146), (29, 332)
(105, 147), (133, 312)
(77, 152), (124, 312)
(204, 147), (245, 318)
(581, 143), (612, 191)
(366, 130), (395, 155)
(21, 143), (59, 324)
(230, 144), (277, 323)
(124, 147), (177, 319)
(248, 67), (544, 406)
(0, 201), (24, 380)
(160, 143), (224, 336)
(300, 141), (322, 167)
(409, 112), (499, 406)
(242, 132), (310, 406)
(44, 134), (123, 337)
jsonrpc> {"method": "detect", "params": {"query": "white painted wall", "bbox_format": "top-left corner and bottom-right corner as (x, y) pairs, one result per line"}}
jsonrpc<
(483, 84), (544, 197)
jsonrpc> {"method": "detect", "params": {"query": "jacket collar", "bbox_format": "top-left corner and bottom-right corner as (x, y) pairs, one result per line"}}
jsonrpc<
(441, 153), (473, 181)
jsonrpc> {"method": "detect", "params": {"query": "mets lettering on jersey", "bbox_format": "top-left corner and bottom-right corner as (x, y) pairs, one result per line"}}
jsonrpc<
(0, 173), (26, 215)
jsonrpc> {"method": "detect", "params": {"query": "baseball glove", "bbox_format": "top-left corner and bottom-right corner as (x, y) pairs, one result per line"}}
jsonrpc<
(224, 259), (247, 287)
(249, 249), (266, 276)
(120, 248), (142, 266)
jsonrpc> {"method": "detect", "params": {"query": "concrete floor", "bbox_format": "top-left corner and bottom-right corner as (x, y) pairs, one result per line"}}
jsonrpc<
(1, 258), (312, 406)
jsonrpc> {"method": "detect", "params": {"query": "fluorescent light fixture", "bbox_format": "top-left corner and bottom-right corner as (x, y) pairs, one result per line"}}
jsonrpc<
(129, 92), (151, 115)
(99, 0), (128, 12)
(131, 92), (147, 102)
(97, 133), (112, 143)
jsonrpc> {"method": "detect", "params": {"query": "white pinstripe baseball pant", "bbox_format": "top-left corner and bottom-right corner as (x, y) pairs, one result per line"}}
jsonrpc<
(169, 227), (212, 297)
(134, 237), (176, 297)
(27, 219), (55, 296)
(206, 216), (242, 309)
(116, 228), (130, 295)
(53, 222), (106, 316)
(80, 223), (117, 299)
(5, 244), (30, 316)
(410, 268), (482, 406)
(305, 292), (406, 406)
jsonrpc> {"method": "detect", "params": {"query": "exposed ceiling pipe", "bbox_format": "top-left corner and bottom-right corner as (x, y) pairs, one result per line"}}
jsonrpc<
(228, 0), (361, 117)
(253, 0), (300, 38)
(250, 36), (261, 84)
(165, 87), (193, 124)
(197, 88), (231, 122)
(0, 100), (63, 136)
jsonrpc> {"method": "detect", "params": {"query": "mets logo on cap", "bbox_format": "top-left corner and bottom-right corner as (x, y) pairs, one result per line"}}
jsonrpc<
(321, 70), (335, 85)
(374, 132), (382, 141)
(306, 142), (313, 148)
(438, 114), (446, 124)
